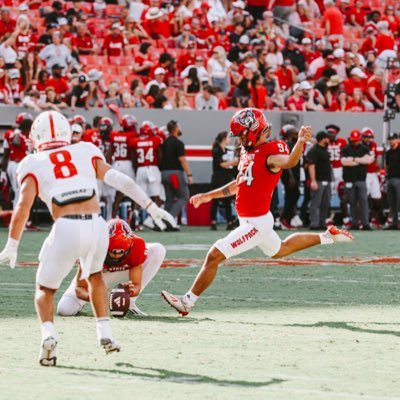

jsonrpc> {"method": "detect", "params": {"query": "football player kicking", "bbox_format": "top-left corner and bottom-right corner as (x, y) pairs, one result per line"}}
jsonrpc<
(162, 108), (354, 316)
(0, 111), (176, 366)
(57, 219), (165, 316)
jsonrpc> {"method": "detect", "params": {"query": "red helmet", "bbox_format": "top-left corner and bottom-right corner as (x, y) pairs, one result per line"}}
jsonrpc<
(106, 219), (134, 266)
(16, 112), (33, 126)
(349, 129), (362, 142)
(72, 114), (86, 127)
(140, 120), (154, 137)
(230, 108), (270, 151)
(361, 127), (374, 138)
(121, 114), (138, 131)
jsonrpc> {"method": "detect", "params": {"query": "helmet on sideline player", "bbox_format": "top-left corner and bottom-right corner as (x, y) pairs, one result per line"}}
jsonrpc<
(121, 114), (138, 132)
(361, 127), (374, 139)
(106, 219), (134, 266)
(71, 123), (84, 144)
(16, 112), (33, 134)
(71, 114), (87, 128)
(139, 120), (154, 137)
(230, 108), (271, 151)
(30, 111), (72, 151)
(98, 117), (113, 139)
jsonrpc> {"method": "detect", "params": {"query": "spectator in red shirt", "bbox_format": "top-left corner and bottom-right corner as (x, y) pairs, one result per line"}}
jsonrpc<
(301, 37), (318, 66)
(276, 58), (296, 92)
(345, 88), (365, 112)
(213, 29), (231, 52)
(0, 8), (16, 39)
(177, 41), (197, 72)
(349, 0), (365, 28)
(314, 54), (335, 81)
(143, 7), (172, 39)
(367, 68), (385, 110)
(360, 27), (377, 56)
(36, 70), (49, 92)
(46, 64), (69, 96)
(382, 5), (399, 34)
(133, 42), (155, 77)
(14, 18), (37, 59)
(286, 83), (306, 111)
(343, 67), (367, 96)
(102, 22), (126, 57)
(374, 21), (395, 56)
(329, 89), (348, 111)
(73, 23), (96, 55)
(322, 0), (344, 47)
(251, 74), (271, 110)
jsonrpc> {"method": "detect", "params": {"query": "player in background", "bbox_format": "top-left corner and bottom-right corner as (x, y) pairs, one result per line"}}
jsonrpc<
(0, 111), (176, 366)
(0, 113), (33, 208)
(326, 123), (349, 226)
(131, 121), (163, 229)
(161, 108), (354, 316)
(71, 123), (84, 144)
(110, 114), (138, 218)
(361, 127), (383, 228)
(96, 117), (116, 219)
(57, 219), (166, 316)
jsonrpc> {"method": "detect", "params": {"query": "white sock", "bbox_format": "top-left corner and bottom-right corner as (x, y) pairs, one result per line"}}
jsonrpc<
(41, 321), (57, 341)
(319, 233), (334, 245)
(129, 297), (137, 308)
(184, 291), (198, 306)
(96, 317), (114, 341)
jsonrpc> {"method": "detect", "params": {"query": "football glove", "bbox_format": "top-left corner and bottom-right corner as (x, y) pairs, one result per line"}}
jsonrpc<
(0, 171), (7, 186)
(147, 203), (177, 231)
(0, 238), (19, 269)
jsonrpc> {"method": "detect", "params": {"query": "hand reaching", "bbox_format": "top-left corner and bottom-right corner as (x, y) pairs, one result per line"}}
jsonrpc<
(190, 193), (212, 209)
(298, 126), (312, 143)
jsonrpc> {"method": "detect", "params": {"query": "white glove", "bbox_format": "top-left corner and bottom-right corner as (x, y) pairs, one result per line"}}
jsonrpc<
(0, 171), (7, 185)
(147, 203), (177, 231)
(0, 238), (19, 269)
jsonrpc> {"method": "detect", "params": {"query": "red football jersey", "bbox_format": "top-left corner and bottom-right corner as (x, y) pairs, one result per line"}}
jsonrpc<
(103, 235), (147, 272)
(328, 137), (347, 168)
(366, 141), (378, 173)
(4, 130), (32, 162)
(132, 135), (162, 167)
(110, 131), (136, 161)
(236, 140), (289, 218)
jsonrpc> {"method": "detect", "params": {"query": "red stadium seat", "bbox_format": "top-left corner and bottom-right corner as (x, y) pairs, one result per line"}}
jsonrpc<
(105, 4), (124, 18)
(184, 96), (196, 109)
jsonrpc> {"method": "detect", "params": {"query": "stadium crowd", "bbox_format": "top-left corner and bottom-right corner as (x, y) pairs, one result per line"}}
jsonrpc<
(0, 0), (399, 111)
(1, 112), (400, 231)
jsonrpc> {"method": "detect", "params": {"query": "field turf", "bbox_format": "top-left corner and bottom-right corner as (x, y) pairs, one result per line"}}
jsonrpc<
(0, 227), (399, 400)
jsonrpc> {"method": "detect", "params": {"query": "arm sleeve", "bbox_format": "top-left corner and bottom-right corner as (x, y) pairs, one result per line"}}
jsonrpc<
(103, 168), (150, 209)
(176, 140), (185, 157)
(307, 147), (316, 164)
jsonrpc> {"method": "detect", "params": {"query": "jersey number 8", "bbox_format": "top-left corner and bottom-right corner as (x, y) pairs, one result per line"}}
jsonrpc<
(49, 150), (78, 179)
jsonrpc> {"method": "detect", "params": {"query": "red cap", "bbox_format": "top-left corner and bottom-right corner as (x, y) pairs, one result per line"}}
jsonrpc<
(349, 129), (362, 142)
(361, 127), (374, 138)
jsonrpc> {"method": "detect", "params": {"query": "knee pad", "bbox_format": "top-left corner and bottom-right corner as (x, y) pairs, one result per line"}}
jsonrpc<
(57, 294), (86, 316)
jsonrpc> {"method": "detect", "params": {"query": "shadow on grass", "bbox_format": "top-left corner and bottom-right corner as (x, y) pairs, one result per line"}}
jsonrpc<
(287, 321), (400, 337)
(57, 363), (285, 388)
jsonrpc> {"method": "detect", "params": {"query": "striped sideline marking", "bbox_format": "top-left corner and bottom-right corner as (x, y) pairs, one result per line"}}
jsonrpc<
(16, 256), (400, 268)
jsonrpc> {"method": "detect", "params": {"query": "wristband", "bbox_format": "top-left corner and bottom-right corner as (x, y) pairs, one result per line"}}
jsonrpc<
(188, 174), (193, 177)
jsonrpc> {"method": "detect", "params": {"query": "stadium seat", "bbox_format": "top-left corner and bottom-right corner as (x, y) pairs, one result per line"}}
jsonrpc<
(105, 4), (124, 18)
(184, 96), (196, 109)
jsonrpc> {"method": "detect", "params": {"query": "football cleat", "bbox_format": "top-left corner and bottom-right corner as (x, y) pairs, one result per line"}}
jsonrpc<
(39, 336), (57, 367)
(129, 303), (146, 316)
(161, 291), (193, 316)
(325, 225), (354, 243)
(100, 338), (121, 354)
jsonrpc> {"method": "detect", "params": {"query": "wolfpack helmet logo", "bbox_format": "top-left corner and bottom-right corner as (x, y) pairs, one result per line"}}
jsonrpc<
(235, 109), (259, 131)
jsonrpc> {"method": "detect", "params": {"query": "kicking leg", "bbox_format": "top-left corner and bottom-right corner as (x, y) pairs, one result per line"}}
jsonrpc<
(273, 225), (354, 259)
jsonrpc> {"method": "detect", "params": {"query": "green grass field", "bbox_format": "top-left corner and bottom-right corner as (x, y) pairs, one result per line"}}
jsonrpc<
(0, 227), (400, 400)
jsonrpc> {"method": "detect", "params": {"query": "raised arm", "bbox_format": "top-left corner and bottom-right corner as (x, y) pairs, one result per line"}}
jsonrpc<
(190, 180), (237, 209)
(267, 126), (312, 172)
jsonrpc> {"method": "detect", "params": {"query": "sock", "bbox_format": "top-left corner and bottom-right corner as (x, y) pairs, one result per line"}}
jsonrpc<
(41, 321), (57, 341)
(129, 297), (137, 308)
(96, 317), (113, 341)
(319, 233), (334, 245)
(184, 291), (198, 306)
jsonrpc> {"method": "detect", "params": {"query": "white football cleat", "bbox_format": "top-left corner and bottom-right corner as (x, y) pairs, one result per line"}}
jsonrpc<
(129, 303), (146, 316)
(100, 338), (121, 354)
(39, 336), (57, 367)
(325, 225), (354, 243)
(161, 290), (193, 316)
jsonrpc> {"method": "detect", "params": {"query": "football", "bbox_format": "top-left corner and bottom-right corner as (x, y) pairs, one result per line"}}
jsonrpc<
(109, 287), (130, 318)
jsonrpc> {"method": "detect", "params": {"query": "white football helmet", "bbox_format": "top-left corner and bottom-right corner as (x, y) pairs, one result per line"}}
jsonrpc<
(30, 111), (72, 151)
